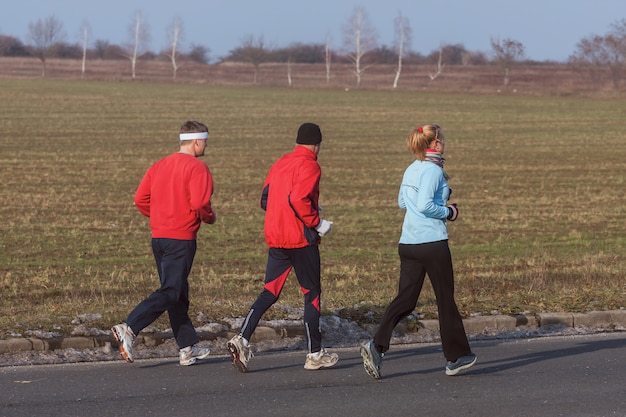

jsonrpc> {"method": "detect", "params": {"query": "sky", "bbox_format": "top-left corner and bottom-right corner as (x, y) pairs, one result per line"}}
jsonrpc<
(1, 0), (624, 62)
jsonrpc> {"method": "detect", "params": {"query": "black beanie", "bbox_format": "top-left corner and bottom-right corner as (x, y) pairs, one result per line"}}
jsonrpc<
(296, 123), (322, 145)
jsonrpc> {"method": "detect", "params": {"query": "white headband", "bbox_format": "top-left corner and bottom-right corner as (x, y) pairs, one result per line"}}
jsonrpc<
(180, 132), (208, 140)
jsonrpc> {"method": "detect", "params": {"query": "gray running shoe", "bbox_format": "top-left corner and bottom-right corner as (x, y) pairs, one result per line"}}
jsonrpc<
(111, 323), (135, 363)
(304, 348), (339, 370)
(179, 345), (211, 366)
(360, 341), (383, 379)
(227, 335), (252, 373)
(445, 353), (477, 376)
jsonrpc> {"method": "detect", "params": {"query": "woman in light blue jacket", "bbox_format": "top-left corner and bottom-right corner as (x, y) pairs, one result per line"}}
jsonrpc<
(360, 123), (476, 379)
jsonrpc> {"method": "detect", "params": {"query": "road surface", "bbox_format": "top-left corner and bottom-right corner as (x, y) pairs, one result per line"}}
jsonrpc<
(2, 332), (624, 416)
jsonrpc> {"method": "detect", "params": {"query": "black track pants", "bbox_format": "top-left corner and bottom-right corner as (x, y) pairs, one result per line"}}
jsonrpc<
(239, 245), (322, 352)
(373, 241), (471, 362)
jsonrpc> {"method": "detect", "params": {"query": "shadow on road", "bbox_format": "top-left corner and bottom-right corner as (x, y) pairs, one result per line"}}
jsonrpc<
(366, 334), (626, 379)
(471, 335), (626, 375)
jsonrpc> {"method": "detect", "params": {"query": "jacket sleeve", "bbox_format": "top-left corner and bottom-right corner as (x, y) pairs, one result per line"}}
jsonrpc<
(134, 169), (152, 217)
(415, 167), (449, 219)
(189, 164), (216, 224)
(260, 175), (270, 211)
(398, 185), (408, 210)
(289, 161), (321, 228)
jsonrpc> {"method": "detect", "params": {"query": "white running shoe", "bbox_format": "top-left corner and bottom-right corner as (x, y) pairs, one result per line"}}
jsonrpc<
(304, 348), (339, 370)
(227, 335), (252, 373)
(111, 323), (135, 363)
(179, 345), (211, 366)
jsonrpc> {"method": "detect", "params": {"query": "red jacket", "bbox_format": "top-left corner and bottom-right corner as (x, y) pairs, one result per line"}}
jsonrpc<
(134, 152), (215, 240)
(261, 146), (321, 248)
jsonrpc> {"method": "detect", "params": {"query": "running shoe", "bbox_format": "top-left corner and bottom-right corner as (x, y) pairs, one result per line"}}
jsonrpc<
(304, 348), (339, 370)
(360, 341), (383, 379)
(111, 323), (135, 363)
(445, 353), (477, 376)
(227, 335), (252, 373)
(179, 345), (211, 366)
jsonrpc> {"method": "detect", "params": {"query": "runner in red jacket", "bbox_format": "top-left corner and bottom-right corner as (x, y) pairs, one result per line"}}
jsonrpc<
(261, 144), (321, 248)
(228, 123), (338, 372)
(112, 120), (216, 367)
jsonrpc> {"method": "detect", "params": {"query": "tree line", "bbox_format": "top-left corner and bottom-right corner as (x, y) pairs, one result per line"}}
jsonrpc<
(0, 8), (624, 89)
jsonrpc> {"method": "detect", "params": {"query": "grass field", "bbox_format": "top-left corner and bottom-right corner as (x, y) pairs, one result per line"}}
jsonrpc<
(0, 79), (624, 336)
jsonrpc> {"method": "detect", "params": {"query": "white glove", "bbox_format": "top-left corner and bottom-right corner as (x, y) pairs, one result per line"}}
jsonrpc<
(315, 219), (333, 237)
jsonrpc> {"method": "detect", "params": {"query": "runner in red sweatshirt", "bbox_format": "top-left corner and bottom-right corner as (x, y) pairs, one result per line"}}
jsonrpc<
(227, 122), (339, 372)
(111, 120), (216, 366)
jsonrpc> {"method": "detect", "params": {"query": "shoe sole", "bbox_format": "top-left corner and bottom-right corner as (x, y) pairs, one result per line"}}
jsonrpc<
(445, 356), (477, 376)
(227, 342), (248, 373)
(180, 358), (197, 366)
(304, 357), (338, 370)
(180, 349), (211, 366)
(359, 345), (380, 379)
(111, 327), (133, 363)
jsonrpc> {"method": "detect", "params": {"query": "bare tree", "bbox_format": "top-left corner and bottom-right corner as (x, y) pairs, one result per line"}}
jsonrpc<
(325, 34), (332, 86)
(167, 17), (183, 80)
(188, 44), (209, 64)
(570, 35), (610, 87)
(79, 20), (90, 78)
(605, 19), (626, 89)
(490, 36), (525, 87)
(392, 12), (411, 89)
(461, 51), (472, 66)
(122, 11), (150, 79)
(27, 15), (65, 77)
(610, 18), (626, 49)
(0, 35), (29, 57)
(342, 6), (378, 87)
(570, 19), (626, 90)
(230, 35), (269, 84)
(429, 44), (445, 82)
(93, 39), (109, 59)
(287, 58), (293, 87)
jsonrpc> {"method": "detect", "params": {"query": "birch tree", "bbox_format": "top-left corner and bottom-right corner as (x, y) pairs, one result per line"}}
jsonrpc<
(27, 15), (65, 77)
(325, 34), (332, 86)
(79, 20), (90, 78)
(392, 12), (411, 89)
(342, 7), (378, 87)
(123, 11), (150, 79)
(429, 44), (445, 82)
(287, 58), (293, 87)
(167, 17), (183, 80)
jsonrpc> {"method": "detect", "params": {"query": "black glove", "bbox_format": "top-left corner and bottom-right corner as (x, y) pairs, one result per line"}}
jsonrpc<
(447, 203), (458, 221)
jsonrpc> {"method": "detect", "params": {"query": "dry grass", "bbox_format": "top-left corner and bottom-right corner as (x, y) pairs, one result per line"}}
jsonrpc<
(0, 77), (624, 336)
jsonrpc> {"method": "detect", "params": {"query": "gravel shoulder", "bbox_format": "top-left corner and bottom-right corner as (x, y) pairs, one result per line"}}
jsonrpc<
(2, 311), (624, 367)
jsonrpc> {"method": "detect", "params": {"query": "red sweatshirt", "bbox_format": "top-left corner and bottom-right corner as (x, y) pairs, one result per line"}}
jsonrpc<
(134, 152), (215, 240)
(261, 146), (321, 249)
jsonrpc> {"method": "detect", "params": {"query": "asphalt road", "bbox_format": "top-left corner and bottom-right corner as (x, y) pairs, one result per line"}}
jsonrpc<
(2, 332), (625, 417)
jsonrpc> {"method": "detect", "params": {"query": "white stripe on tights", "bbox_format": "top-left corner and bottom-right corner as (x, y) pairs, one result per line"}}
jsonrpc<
(305, 322), (312, 353)
(240, 308), (255, 336)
